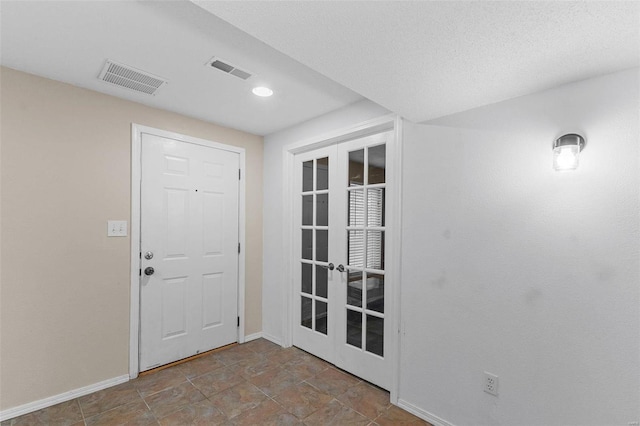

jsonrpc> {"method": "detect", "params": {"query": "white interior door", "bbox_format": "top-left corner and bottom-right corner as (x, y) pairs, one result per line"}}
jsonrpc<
(140, 133), (240, 371)
(292, 131), (393, 389)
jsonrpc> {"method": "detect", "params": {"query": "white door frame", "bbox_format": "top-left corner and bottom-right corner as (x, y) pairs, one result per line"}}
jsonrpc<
(281, 114), (403, 403)
(129, 124), (246, 379)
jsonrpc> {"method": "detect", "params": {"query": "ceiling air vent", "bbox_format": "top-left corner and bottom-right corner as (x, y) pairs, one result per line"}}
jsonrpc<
(206, 57), (252, 81)
(98, 60), (167, 96)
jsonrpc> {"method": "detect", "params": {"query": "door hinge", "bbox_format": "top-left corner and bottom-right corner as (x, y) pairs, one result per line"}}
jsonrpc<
(237, 316), (240, 327)
(238, 242), (241, 254)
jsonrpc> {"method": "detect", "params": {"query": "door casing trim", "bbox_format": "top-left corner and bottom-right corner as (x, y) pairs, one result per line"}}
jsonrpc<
(129, 124), (246, 379)
(281, 114), (403, 403)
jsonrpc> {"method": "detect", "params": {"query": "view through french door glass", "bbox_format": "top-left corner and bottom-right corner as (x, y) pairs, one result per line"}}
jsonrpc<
(345, 143), (386, 357)
(293, 131), (393, 390)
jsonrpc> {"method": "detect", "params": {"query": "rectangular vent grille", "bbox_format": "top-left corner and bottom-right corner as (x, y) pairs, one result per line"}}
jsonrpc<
(98, 60), (167, 95)
(207, 57), (252, 81)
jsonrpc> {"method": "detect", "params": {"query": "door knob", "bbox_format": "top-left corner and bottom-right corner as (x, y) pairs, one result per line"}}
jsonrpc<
(144, 267), (155, 276)
(144, 251), (154, 260)
(336, 264), (345, 272)
(320, 263), (335, 271)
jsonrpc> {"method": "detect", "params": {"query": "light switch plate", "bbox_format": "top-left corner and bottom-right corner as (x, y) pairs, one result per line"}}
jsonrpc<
(107, 220), (128, 237)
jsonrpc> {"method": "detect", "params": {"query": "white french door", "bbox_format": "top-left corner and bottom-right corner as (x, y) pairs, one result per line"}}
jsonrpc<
(139, 133), (240, 371)
(293, 131), (393, 389)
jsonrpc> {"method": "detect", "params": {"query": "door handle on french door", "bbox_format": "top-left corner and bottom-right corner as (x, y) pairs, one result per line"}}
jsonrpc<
(336, 264), (345, 272)
(144, 267), (155, 276)
(319, 263), (334, 270)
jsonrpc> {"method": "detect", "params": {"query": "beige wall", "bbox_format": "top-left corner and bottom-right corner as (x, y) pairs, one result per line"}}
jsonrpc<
(0, 67), (263, 410)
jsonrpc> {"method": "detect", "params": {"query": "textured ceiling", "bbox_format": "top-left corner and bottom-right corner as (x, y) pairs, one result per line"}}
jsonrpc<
(194, 1), (640, 123)
(2, 1), (638, 135)
(0, 1), (361, 136)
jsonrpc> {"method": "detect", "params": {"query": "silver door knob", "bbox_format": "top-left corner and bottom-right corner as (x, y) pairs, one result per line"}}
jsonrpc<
(320, 263), (335, 270)
(144, 251), (154, 260)
(144, 267), (155, 276)
(336, 264), (345, 272)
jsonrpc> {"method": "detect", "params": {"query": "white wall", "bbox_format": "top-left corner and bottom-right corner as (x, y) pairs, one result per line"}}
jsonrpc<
(400, 68), (639, 425)
(262, 99), (390, 343)
(261, 69), (639, 425)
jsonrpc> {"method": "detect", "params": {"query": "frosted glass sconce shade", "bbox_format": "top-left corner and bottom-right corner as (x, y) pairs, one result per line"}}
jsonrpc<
(553, 134), (585, 171)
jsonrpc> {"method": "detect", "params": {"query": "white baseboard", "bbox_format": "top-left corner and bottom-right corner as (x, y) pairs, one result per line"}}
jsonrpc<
(261, 332), (283, 347)
(243, 331), (264, 342)
(0, 375), (129, 422)
(397, 399), (454, 426)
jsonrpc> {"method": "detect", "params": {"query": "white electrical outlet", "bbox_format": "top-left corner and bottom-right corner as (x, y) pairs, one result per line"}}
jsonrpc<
(107, 220), (128, 237)
(484, 372), (499, 396)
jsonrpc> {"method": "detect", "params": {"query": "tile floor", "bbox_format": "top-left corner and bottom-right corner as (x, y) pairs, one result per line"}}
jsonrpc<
(2, 339), (430, 425)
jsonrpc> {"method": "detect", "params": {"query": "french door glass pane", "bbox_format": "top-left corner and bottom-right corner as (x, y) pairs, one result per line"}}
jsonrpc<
(301, 229), (312, 260)
(301, 263), (312, 294)
(348, 190), (365, 226)
(368, 145), (386, 184)
(348, 230), (365, 267)
(348, 149), (364, 186)
(346, 309), (362, 348)
(302, 195), (313, 226)
(316, 301), (328, 335)
(366, 273), (384, 313)
(303, 161), (313, 192)
(316, 194), (328, 226)
(316, 230), (328, 262)
(317, 157), (329, 190)
(366, 230), (384, 270)
(366, 315), (384, 356)
(347, 270), (363, 307)
(301, 297), (312, 329)
(367, 188), (385, 227)
(316, 265), (328, 298)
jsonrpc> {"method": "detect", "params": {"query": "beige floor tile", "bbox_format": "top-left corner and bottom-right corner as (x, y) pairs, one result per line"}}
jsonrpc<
(157, 399), (226, 426)
(208, 381), (267, 419)
(144, 381), (206, 419)
(176, 353), (225, 379)
(190, 367), (246, 397)
(303, 399), (370, 425)
(374, 405), (432, 426)
(282, 353), (331, 381)
(214, 344), (260, 366)
(134, 366), (187, 398)
(225, 399), (301, 425)
(2, 342), (429, 426)
(337, 382), (391, 420)
(306, 367), (361, 397)
(248, 367), (301, 397)
(84, 400), (157, 426)
(274, 382), (332, 419)
(79, 381), (143, 418)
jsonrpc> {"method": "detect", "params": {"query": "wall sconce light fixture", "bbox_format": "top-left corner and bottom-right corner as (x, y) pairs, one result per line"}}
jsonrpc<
(553, 134), (585, 171)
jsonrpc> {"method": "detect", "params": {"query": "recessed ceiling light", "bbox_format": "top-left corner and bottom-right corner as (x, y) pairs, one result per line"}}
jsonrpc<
(252, 86), (273, 97)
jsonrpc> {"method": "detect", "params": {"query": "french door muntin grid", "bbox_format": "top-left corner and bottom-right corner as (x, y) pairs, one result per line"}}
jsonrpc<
(345, 143), (386, 357)
(300, 157), (330, 335)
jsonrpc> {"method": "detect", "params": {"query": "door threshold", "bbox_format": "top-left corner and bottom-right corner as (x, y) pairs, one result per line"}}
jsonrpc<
(139, 342), (238, 376)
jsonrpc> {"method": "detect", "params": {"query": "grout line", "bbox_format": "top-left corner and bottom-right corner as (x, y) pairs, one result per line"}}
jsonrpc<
(75, 398), (87, 424)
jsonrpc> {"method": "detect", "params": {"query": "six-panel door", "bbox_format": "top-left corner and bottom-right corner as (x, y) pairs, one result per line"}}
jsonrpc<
(140, 133), (239, 371)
